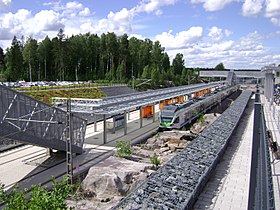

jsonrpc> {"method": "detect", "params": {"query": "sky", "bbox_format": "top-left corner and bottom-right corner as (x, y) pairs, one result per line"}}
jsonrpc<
(0, 0), (280, 69)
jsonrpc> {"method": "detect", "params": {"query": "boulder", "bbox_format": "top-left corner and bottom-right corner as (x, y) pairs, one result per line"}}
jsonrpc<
(81, 156), (153, 200)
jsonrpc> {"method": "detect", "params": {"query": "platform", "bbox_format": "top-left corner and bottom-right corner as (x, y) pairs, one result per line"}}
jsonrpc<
(194, 94), (280, 210)
(194, 95), (254, 209)
(0, 111), (159, 192)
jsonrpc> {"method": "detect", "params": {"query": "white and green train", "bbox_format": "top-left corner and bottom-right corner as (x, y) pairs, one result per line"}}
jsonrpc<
(159, 85), (238, 130)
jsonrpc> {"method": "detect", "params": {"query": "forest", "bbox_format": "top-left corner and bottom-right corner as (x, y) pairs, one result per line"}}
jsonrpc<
(0, 29), (225, 88)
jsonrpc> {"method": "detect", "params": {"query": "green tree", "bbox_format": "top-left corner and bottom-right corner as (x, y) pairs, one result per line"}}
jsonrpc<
(104, 32), (118, 80)
(151, 41), (164, 70)
(23, 37), (38, 82)
(128, 37), (141, 78)
(116, 60), (126, 81)
(37, 36), (52, 80)
(68, 35), (85, 81)
(118, 34), (129, 78)
(52, 29), (67, 81)
(86, 33), (100, 80)
(5, 36), (24, 81)
(162, 52), (170, 73)
(139, 39), (153, 74)
(180, 68), (188, 85)
(214, 62), (225, 70)
(151, 66), (160, 87)
(141, 65), (151, 79)
(0, 47), (5, 71)
(172, 53), (184, 76)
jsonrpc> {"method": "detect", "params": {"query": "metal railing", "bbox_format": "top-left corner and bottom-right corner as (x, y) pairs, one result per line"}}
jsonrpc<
(248, 89), (275, 210)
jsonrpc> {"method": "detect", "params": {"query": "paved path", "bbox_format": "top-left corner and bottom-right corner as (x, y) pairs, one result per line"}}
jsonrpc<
(194, 94), (280, 210)
(194, 97), (254, 210)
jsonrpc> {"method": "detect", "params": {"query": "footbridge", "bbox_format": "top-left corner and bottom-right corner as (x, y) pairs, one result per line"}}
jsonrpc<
(0, 85), (87, 154)
(199, 69), (264, 78)
(200, 65), (280, 105)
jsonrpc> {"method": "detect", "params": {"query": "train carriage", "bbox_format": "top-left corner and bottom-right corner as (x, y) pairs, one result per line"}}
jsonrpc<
(159, 85), (238, 130)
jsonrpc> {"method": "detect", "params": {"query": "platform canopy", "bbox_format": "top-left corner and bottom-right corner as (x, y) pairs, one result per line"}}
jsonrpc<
(53, 82), (222, 115)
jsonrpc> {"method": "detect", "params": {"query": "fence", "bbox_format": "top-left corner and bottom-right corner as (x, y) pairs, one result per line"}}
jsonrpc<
(248, 89), (275, 210)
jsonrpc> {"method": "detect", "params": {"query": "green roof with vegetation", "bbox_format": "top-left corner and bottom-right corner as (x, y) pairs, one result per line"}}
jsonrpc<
(23, 88), (107, 105)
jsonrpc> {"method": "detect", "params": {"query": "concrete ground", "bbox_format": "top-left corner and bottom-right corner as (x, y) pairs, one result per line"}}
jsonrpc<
(194, 94), (280, 210)
(193, 96), (254, 210)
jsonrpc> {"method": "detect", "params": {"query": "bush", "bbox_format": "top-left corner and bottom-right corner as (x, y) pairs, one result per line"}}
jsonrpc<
(196, 112), (206, 125)
(0, 176), (75, 210)
(115, 141), (132, 158)
(150, 153), (161, 167)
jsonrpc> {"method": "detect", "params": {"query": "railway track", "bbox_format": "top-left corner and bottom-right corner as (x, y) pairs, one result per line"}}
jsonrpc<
(0, 119), (158, 193)
(0, 145), (45, 166)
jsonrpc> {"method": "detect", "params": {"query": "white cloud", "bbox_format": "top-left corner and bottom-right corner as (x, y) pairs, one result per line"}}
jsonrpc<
(191, 0), (235, 11)
(265, 0), (280, 17)
(79, 0), (177, 35)
(0, 9), (31, 36)
(191, 0), (280, 29)
(34, 10), (64, 31)
(155, 26), (203, 50)
(0, 9), (64, 41)
(79, 7), (90, 16)
(0, 1), (95, 45)
(241, 0), (280, 19)
(208, 26), (223, 41)
(135, 0), (176, 15)
(0, 0), (279, 69)
(129, 33), (146, 40)
(65, 1), (83, 10)
(163, 29), (279, 69)
(242, 0), (264, 16)
(0, 0), (185, 49)
(224, 29), (233, 37)
(0, 0), (11, 10)
(81, 8), (134, 35)
(271, 17), (280, 26)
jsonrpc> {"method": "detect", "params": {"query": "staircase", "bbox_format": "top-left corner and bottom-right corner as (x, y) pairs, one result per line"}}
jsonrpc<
(0, 85), (86, 154)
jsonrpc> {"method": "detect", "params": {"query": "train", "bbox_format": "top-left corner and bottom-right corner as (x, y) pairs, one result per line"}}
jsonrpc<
(159, 85), (238, 130)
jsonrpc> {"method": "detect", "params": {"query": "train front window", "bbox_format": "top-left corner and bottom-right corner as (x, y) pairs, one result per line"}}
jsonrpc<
(161, 117), (173, 122)
(161, 106), (176, 117)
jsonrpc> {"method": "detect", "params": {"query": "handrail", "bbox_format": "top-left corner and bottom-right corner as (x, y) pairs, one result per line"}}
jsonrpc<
(248, 88), (275, 210)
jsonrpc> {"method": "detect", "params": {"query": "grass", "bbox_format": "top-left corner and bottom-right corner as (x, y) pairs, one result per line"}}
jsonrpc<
(23, 88), (107, 105)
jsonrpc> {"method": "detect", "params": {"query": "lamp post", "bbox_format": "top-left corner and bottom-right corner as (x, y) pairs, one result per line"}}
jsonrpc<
(132, 63), (135, 92)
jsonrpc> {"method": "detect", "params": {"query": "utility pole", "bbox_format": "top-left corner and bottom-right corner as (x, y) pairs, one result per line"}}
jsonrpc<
(132, 64), (135, 92)
(132, 76), (135, 92)
(66, 98), (73, 185)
